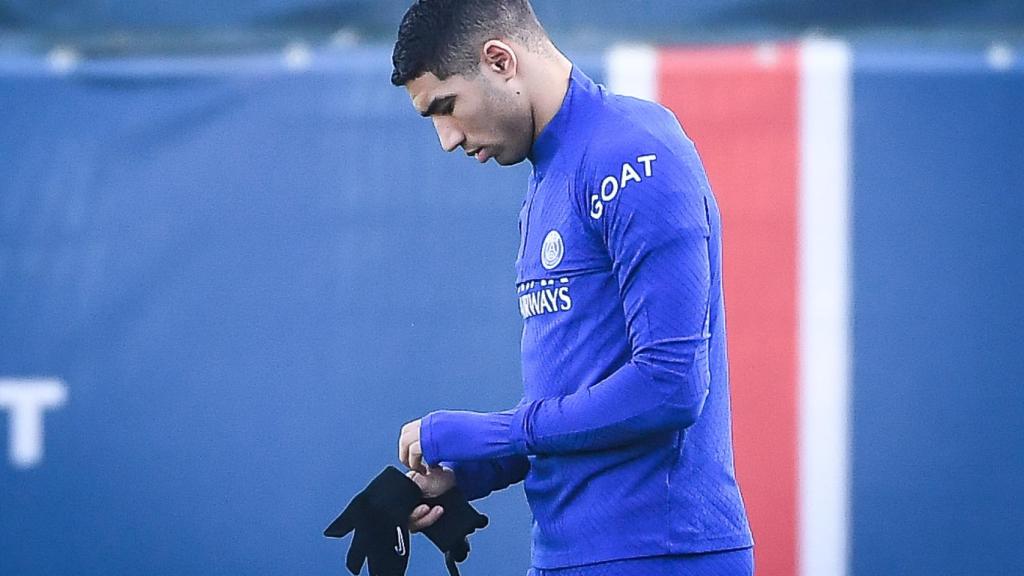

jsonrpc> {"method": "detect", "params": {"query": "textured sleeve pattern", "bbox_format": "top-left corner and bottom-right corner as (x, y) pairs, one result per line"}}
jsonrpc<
(420, 131), (713, 461)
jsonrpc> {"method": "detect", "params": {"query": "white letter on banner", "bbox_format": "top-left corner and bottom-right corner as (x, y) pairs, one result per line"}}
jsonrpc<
(0, 379), (68, 469)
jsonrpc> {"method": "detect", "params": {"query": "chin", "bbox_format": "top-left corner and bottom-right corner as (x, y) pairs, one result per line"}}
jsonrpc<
(496, 150), (529, 167)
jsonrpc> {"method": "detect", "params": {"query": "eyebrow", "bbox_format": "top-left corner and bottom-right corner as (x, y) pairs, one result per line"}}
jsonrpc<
(419, 94), (456, 117)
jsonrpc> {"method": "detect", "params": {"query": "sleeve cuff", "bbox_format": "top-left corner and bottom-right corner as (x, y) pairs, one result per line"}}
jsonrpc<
(439, 460), (486, 501)
(420, 412), (441, 466)
(419, 408), (528, 463)
(510, 401), (532, 455)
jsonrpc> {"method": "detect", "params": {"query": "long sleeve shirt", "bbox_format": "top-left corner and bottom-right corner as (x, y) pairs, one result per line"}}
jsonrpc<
(420, 65), (753, 569)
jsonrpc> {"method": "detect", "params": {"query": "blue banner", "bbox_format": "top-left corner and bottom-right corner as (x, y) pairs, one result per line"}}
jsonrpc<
(0, 47), (608, 575)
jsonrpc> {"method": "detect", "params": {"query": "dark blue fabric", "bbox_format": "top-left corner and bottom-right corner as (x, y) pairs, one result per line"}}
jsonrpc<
(420, 66), (752, 569)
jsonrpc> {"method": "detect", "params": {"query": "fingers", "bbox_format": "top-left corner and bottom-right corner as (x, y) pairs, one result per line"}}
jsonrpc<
(449, 539), (471, 563)
(398, 420), (423, 471)
(398, 424), (410, 467)
(406, 470), (428, 493)
(345, 527), (369, 575)
(400, 440), (424, 473)
(408, 503), (430, 527)
(324, 498), (361, 537)
(407, 466), (457, 498)
(408, 504), (445, 533)
(408, 441), (424, 473)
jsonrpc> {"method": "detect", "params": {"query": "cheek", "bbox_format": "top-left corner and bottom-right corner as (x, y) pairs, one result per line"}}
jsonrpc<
(477, 88), (524, 141)
(471, 100), (505, 136)
(497, 106), (531, 149)
(489, 107), (527, 148)
(451, 106), (485, 139)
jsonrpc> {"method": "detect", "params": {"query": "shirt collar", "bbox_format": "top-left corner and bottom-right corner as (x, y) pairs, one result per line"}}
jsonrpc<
(528, 65), (597, 178)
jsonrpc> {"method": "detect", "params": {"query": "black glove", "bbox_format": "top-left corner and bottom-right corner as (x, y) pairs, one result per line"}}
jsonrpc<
(421, 486), (489, 565)
(324, 466), (422, 576)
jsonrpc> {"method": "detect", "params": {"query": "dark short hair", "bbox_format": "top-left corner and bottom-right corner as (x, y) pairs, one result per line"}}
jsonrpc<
(391, 0), (546, 87)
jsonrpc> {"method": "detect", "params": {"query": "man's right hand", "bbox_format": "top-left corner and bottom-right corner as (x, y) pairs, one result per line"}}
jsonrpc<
(406, 466), (457, 533)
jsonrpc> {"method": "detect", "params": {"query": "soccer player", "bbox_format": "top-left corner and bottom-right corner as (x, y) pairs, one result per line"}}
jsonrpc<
(391, 1), (754, 574)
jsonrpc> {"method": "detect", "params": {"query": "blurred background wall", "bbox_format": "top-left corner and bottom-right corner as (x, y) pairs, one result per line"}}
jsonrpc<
(2, 1), (1024, 41)
(1, 2), (1022, 576)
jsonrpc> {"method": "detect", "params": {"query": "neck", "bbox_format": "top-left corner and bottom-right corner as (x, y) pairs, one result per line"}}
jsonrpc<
(528, 48), (573, 141)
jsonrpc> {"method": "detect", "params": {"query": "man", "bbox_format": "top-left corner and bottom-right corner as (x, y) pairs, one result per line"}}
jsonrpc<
(391, 1), (754, 574)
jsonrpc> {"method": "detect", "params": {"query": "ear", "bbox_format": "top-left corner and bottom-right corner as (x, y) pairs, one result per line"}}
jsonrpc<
(482, 40), (518, 80)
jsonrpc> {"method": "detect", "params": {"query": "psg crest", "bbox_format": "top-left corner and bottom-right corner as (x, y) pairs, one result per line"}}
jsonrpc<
(541, 230), (564, 270)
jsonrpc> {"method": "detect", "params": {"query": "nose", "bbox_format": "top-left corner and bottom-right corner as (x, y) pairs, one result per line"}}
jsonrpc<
(433, 117), (465, 153)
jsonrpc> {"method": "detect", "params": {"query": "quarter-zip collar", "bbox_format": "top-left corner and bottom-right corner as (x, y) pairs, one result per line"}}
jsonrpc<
(528, 65), (599, 180)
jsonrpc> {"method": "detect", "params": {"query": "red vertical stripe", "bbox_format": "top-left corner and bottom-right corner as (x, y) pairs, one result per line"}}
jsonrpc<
(658, 45), (800, 576)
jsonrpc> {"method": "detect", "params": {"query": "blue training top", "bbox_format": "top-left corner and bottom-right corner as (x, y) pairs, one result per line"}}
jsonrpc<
(419, 65), (753, 569)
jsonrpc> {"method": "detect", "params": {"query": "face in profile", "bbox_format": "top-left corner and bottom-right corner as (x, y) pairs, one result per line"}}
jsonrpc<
(405, 60), (533, 167)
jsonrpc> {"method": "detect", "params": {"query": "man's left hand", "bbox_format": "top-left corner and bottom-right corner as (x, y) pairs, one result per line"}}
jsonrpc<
(399, 419), (426, 473)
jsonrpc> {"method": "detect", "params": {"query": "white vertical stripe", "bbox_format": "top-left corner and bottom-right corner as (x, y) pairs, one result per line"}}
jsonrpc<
(799, 39), (852, 576)
(606, 44), (658, 102)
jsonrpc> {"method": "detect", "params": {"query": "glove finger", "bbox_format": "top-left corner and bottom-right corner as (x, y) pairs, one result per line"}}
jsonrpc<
(367, 526), (411, 576)
(346, 529), (369, 575)
(325, 498), (362, 538)
(473, 512), (489, 530)
(448, 538), (470, 563)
